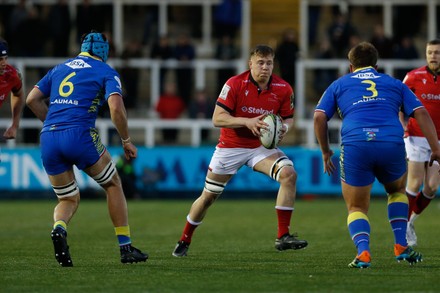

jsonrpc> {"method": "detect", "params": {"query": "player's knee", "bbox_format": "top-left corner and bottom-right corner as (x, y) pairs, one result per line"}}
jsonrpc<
(92, 160), (117, 187)
(203, 178), (226, 196)
(53, 180), (79, 199)
(270, 156), (294, 182)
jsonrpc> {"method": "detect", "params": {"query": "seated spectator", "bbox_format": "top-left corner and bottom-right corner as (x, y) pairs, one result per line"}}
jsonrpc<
(155, 82), (186, 144)
(188, 89), (215, 143)
(393, 36), (419, 80)
(275, 28), (299, 89)
(370, 24), (394, 59)
(326, 12), (358, 58)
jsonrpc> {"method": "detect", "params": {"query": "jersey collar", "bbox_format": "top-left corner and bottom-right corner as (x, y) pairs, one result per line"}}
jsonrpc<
(79, 52), (103, 61)
(352, 66), (376, 73)
(249, 71), (272, 92)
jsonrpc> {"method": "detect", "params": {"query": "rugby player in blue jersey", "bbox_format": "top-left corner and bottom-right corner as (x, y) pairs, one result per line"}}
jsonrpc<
(314, 42), (440, 268)
(26, 31), (148, 267)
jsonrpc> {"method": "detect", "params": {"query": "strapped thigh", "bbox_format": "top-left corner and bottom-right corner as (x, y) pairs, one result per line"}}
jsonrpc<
(92, 160), (116, 186)
(270, 156), (293, 181)
(53, 180), (79, 199)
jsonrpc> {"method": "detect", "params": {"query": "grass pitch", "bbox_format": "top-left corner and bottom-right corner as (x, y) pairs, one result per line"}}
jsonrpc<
(1, 198), (440, 293)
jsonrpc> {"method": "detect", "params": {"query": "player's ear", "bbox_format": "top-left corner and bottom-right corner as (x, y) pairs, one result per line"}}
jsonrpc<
(349, 64), (354, 73)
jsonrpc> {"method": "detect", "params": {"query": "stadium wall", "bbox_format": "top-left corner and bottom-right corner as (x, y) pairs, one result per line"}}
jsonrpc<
(0, 146), (390, 199)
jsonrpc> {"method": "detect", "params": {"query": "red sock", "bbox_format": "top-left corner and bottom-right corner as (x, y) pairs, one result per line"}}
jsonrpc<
(413, 191), (433, 214)
(276, 208), (292, 239)
(406, 191), (417, 219)
(180, 221), (199, 243)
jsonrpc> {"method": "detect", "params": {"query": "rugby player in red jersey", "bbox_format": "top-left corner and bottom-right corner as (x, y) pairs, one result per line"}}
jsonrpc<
(0, 39), (24, 141)
(402, 39), (440, 246)
(172, 45), (308, 257)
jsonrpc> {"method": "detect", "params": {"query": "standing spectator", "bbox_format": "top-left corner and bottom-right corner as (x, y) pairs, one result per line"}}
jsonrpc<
(0, 39), (24, 141)
(370, 24), (394, 59)
(172, 45), (307, 257)
(14, 6), (47, 57)
(188, 89), (215, 143)
(394, 36), (419, 80)
(155, 82), (186, 144)
(327, 12), (357, 58)
(25, 30), (148, 267)
(120, 39), (143, 109)
(313, 42), (438, 268)
(116, 154), (140, 199)
(173, 32), (195, 106)
(213, 0), (242, 39)
(402, 39), (440, 247)
(150, 34), (174, 94)
(47, 0), (71, 57)
(275, 28), (299, 89)
(313, 38), (338, 96)
(214, 35), (238, 95)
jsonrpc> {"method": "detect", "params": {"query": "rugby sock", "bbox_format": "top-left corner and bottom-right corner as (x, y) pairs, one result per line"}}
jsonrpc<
(275, 206), (293, 238)
(413, 191), (434, 214)
(115, 226), (131, 246)
(347, 211), (370, 256)
(53, 220), (67, 231)
(179, 215), (202, 243)
(387, 192), (408, 246)
(405, 189), (417, 219)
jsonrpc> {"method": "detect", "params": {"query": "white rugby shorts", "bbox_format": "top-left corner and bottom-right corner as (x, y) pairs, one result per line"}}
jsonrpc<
(209, 146), (285, 174)
(405, 136), (440, 163)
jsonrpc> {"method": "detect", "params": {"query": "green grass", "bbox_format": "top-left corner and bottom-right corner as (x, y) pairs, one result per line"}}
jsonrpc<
(1, 198), (440, 293)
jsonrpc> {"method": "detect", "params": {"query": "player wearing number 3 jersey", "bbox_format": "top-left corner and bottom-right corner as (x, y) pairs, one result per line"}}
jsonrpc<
(314, 42), (440, 268)
(26, 30), (147, 267)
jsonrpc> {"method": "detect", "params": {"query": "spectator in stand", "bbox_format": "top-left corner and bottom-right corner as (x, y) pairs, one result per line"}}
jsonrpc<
(394, 36), (419, 81)
(327, 12), (358, 58)
(370, 24), (394, 59)
(47, 0), (71, 57)
(173, 32), (195, 106)
(7, 0), (29, 51)
(313, 38), (338, 96)
(150, 35), (174, 94)
(214, 34), (238, 95)
(15, 6), (47, 58)
(188, 89), (215, 143)
(155, 82), (186, 144)
(120, 39), (143, 109)
(275, 28), (299, 89)
(213, 0), (242, 39)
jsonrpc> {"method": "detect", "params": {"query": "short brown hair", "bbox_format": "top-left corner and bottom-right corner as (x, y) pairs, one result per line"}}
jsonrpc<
(250, 45), (274, 59)
(348, 42), (378, 69)
(427, 39), (440, 46)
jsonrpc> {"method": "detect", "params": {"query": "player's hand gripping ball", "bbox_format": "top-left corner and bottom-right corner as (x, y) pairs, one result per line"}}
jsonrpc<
(259, 114), (282, 149)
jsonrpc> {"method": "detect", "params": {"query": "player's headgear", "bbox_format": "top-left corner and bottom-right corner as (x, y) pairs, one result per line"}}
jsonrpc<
(80, 30), (109, 62)
(0, 39), (8, 57)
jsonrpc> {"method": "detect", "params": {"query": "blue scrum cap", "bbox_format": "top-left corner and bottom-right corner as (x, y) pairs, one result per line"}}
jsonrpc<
(80, 31), (109, 62)
(0, 40), (8, 57)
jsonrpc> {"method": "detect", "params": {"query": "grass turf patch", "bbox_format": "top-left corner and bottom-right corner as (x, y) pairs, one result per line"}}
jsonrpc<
(1, 198), (440, 292)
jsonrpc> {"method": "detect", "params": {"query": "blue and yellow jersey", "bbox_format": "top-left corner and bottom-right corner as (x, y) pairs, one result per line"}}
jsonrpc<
(36, 53), (122, 132)
(315, 66), (424, 144)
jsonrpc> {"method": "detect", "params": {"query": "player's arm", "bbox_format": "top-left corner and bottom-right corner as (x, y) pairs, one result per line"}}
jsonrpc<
(107, 93), (137, 160)
(313, 110), (335, 175)
(3, 87), (24, 139)
(26, 87), (48, 122)
(212, 104), (267, 137)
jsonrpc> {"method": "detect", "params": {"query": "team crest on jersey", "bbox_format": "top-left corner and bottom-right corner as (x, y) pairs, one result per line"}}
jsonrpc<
(65, 59), (92, 69)
(219, 84), (230, 100)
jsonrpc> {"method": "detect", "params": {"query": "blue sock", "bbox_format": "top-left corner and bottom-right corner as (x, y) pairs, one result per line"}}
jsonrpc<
(347, 211), (370, 255)
(388, 193), (408, 246)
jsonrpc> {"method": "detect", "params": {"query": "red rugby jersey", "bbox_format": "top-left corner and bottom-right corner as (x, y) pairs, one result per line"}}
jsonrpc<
(215, 70), (294, 148)
(0, 64), (22, 108)
(404, 65), (440, 138)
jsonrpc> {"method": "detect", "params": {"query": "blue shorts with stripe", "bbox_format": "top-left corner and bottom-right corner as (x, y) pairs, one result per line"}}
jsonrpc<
(40, 127), (106, 175)
(340, 141), (407, 186)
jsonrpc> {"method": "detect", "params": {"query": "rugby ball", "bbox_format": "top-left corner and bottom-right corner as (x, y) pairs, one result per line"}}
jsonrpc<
(259, 114), (282, 149)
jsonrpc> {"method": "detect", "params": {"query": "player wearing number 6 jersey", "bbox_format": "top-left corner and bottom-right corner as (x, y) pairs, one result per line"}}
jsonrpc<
(314, 42), (440, 268)
(26, 30), (148, 267)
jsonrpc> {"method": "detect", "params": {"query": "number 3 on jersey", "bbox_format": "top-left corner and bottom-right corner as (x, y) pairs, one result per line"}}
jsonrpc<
(59, 72), (76, 97)
(361, 80), (378, 99)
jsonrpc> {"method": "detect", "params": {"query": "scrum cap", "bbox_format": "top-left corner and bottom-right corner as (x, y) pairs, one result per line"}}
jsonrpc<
(0, 40), (8, 57)
(80, 31), (109, 62)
